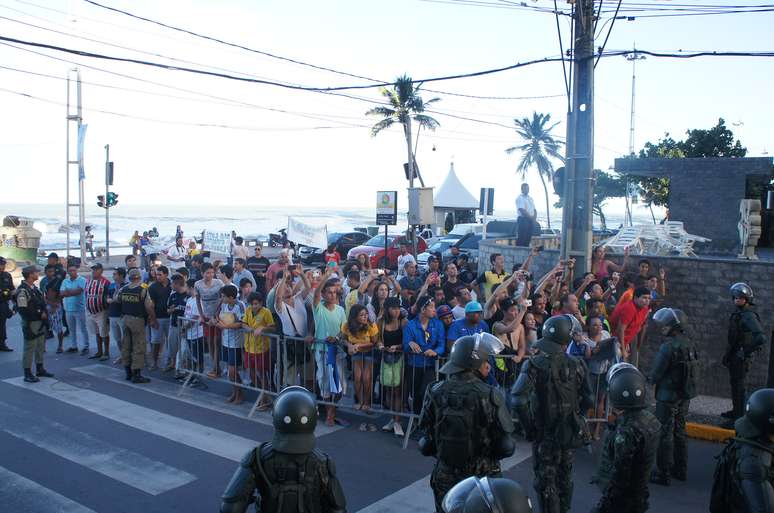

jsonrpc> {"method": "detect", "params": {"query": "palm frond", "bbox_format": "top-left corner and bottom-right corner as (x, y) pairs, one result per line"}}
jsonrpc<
(413, 114), (440, 131)
(370, 118), (395, 137)
(366, 106), (396, 118)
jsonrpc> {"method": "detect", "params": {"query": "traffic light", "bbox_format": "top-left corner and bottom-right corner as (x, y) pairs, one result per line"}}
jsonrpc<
(107, 192), (118, 207)
(97, 194), (105, 208)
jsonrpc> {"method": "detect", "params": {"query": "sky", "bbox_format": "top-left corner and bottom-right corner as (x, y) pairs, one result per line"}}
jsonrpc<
(0, 0), (772, 217)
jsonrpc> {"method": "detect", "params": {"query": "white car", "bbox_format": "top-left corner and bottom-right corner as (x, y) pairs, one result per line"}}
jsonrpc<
(425, 223), (484, 246)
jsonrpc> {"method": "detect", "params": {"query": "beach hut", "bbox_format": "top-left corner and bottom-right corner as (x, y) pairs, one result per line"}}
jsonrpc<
(433, 162), (479, 233)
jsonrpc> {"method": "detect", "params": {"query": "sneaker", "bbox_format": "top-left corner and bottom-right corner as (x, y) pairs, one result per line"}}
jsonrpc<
(80, 348), (89, 356)
(393, 422), (405, 437)
(382, 420), (395, 432)
(24, 374), (40, 383)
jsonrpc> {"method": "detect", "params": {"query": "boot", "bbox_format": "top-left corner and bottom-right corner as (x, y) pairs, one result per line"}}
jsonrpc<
(671, 467), (687, 482)
(0, 342), (13, 352)
(649, 470), (670, 486)
(35, 364), (54, 378)
(23, 368), (40, 383)
(131, 369), (150, 384)
(125, 366), (132, 381)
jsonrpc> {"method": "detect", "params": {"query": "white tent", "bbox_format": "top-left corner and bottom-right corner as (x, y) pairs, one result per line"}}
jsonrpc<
(434, 162), (478, 209)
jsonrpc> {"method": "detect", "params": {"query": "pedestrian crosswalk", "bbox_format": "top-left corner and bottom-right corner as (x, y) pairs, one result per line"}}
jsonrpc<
(0, 465), (98, 513)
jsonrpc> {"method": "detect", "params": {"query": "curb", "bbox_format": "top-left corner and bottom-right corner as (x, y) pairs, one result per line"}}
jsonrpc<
(686, 422), (734, 443)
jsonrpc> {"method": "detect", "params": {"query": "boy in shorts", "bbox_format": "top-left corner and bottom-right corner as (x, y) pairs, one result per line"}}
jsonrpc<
(217, 285), (245, 404)
(242, 292), (275, 411)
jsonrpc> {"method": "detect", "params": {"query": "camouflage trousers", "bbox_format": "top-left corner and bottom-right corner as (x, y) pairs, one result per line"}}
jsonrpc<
(655, 399), (689, 477)
(533, 440), (575, 513)
(430, 461), (501, 513)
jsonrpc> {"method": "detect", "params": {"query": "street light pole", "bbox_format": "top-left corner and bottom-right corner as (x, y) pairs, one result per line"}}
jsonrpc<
(104, 144), (110, 262)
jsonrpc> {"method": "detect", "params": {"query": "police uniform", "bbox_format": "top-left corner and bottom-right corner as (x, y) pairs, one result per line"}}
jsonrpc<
(16, 266), (54, 382)
(115, 271), (154, 383)
(648, 308), (698, 485)
(0, 258), (15, 351)
(419, 334), (515, 513)
(510, 315), (593, 513)
(220, 387), (346, 513)
(711, 389), (774, 513)
(593, 364), (660, 513)
(723, 283), (767, 422)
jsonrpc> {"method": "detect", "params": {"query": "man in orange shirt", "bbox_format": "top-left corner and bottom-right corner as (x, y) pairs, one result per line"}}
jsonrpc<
(610, 287), (652, 362)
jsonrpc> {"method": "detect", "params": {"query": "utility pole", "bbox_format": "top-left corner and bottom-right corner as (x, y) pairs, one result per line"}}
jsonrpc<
(104, 144), (110, 261)
(560, 0), (595, 272)
(405, 117), (418, 257)
(65, 68), (87, 265)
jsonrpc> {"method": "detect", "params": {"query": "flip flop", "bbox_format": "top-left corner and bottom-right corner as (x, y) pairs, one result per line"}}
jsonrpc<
(359, 423), (368, 432)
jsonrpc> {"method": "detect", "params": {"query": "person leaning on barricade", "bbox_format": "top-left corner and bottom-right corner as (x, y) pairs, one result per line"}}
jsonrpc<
(419, 333), (515, 513)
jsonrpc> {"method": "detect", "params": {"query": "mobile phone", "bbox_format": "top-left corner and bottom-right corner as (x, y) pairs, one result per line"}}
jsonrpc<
(312, 270), (321, 279)
(377, 269), (385, 275)
(288, 264), (298, 271)
(525, 299), (533, 307)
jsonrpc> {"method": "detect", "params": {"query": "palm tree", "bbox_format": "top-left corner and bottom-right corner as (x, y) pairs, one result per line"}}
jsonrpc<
(366, 74), (440, 187)
(505, 112), (564, 229)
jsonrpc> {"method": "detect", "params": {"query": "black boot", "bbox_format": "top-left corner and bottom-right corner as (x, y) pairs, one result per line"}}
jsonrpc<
(131, 369), (150, 384)
(649, 470), (670, 486)
(23, 368), (39, 383)
(35, 364), (54, 378)
(125, 366), (132, 381)
(0, 342), (13, 352)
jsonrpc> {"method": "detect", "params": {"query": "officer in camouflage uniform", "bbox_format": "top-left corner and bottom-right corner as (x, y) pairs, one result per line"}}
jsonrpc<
(15, 265), (54, 383)
(114, 268), (155, 384)
(510, 315), (593, 513)
(722, 283), (767, 426)
(648, 308), (699, 486)
(419, 334), (515, 513)
(593, 363), (660, 513)
(442, 476), (533, 513)
(220, 386), (346, 513)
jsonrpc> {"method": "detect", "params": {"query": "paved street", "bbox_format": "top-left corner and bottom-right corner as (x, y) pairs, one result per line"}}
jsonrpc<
(1, 316), (717, 513)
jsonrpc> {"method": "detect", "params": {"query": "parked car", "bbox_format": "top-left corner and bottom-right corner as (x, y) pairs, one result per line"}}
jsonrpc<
(297, 231), (370, 264)
(417, 239), (457, 273)
(425, 223), (484, 246)
(347, 234), (428, 269)
(440, 222), (519, 272)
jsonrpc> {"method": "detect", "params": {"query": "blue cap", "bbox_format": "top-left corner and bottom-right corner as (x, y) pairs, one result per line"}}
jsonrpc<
(464, 301), (483, 314)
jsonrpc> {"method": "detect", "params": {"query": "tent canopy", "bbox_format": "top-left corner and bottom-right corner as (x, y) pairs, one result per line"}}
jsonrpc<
(433, 162), (478, 209)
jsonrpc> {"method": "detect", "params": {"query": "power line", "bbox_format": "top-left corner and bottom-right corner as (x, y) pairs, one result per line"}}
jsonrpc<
(553, 0), (571, 109)
(594, 0), (624, 68)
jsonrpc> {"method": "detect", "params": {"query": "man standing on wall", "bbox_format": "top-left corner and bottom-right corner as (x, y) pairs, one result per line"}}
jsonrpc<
(515, 183), (537, 247)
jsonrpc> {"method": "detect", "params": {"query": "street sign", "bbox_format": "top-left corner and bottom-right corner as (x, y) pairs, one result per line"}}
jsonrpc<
(376, 190), (398, 225)
(479, 188), (494, 216)
(106, 161), (114, 186)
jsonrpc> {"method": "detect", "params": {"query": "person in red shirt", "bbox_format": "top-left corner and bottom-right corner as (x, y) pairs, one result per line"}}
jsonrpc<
(324, 244), (340, 265)
(609, 286), (651, 362)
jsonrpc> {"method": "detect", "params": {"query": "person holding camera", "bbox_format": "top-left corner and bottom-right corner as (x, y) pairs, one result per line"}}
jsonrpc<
(16, 265), (54, 383)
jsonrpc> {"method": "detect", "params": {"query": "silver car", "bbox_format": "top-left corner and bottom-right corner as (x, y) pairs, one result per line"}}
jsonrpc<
(417, 239), (457, 273)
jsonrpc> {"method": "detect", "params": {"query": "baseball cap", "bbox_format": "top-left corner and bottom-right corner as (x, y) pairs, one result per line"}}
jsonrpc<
(464, 301), (483, 314)
(90, 263), (103, 270)
(437, 305), (453, 318)
(47, 252), (59, 259)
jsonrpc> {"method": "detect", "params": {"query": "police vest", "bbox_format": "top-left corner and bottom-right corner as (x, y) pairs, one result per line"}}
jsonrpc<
(119, 285), (147, 318)
(253, 443), (331, 513)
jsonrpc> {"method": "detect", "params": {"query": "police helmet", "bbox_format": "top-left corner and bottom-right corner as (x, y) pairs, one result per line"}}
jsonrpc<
(442, 476), (533, 513)
(607, 363), (647, 410)
(536, 315), (573, 350)
(271, 386), (317, 454)
(652, 308), (687, 335)
(745, 389), (774, 435)
(440, 333), (505, 375)
(730, 282), (754, 304)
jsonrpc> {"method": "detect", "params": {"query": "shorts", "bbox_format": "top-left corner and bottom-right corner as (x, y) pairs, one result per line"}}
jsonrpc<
(151, 318), (171, 345)
(86, 310), (109, 338)
(314, 347), (346, 400)
(381, 355), (404, 388)
(203, 324), (222, 344)
(221, 346), (243, 367)
(244, 351), (271, 373)
(352, 352), (374, 363)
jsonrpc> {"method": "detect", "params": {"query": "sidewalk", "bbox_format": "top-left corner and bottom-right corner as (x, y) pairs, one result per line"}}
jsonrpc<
(686, 394), (735, 442)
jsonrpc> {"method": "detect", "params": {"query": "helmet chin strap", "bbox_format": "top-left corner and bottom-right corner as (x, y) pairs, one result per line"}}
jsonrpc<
(474, 477), (503, 513)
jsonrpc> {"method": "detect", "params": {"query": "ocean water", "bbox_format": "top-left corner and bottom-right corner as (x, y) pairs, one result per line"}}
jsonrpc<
(2, 202), (658, 253)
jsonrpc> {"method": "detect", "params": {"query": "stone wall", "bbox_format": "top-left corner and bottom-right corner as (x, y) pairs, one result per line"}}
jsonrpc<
(479, 239), (774, 397)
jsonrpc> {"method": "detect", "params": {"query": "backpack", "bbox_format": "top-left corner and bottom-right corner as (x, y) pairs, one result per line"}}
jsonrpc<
(672, 341), (699, 400)
(253, 443), (329, 513)
(434, 381), (483, 469)
(710, 437), (774, 513)
(536, 354), (587, 448)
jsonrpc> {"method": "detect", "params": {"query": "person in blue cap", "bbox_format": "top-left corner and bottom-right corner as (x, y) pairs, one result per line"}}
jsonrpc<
(446, 301), (489, 354)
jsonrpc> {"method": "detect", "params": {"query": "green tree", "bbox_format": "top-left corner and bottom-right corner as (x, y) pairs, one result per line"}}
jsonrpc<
(593, 170), (627, 229)
(366, 74), (440, 187)
(505, 112), (564, 229)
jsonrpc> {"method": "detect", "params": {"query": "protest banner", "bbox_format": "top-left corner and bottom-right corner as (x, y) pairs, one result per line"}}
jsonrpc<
(287, 217), (328, 249)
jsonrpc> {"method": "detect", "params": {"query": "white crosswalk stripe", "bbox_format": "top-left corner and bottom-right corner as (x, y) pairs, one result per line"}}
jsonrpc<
(4, 377), (257, 462)
(0, 400), (196, 495)
(354, 443), (533, 513)
(0, 465), (98, 513)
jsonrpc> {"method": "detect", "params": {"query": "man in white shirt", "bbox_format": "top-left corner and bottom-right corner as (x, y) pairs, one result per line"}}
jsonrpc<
(395, 241), (416, 280)
(166, 237), (187, 263)
(515, 183), (537, 246)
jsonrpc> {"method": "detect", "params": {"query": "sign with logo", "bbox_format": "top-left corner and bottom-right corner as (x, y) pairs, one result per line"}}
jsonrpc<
(287, 217), (328, 249)
(376, 190), (398, 226)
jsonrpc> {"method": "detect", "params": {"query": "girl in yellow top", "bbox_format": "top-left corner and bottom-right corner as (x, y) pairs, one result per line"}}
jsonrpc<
(242, 292), (275, 410)
(341, 304), (378, 416)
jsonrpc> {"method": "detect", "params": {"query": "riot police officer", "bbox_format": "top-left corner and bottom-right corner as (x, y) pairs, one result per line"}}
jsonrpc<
(593, 363), (660, 513)
(711, 388), (774, 513)
(220, 386), (346, 513)
(510, 315), (593, 513)
(648, 308), (698, 485)
(15, 265), (54, 382)
(441, 476), (534, 513)
(0, 256), (14, 352)
(419, 334), (515, 513)
(722, 283), (767, 425)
